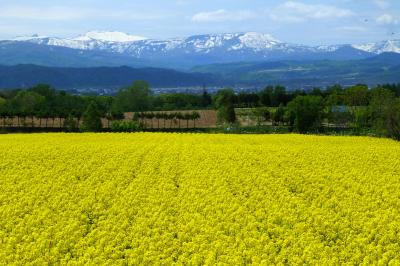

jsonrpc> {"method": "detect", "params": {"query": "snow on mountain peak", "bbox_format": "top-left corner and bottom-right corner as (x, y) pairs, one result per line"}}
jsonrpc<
(239, 32), (281, 50)
(241, 32), (280, 42)
(184, 32), (281, 52)
(352, 39), (400, 54)
(74, 31), (147, 42)
(6, 31), (400, 62)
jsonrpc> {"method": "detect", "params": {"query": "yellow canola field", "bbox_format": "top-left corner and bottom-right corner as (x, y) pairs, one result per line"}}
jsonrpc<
(0, 133), (400, 265)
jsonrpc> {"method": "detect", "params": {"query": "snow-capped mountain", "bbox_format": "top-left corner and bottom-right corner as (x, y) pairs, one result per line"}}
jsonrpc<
(352, 39), (400, 54)
(74, 31), (147, 42)
(13, 31), (147, 52)
(11, 31), (344, 55)
(13, 32), (286, 54)
(3, 31), (399, 68)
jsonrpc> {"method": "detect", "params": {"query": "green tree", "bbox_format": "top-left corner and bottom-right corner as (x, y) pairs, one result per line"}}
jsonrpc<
(368, 88), (400, 138)
(215, 89), (236, 125)
(146, 112), (155, 129)
(81, 101), (103, 132)
(64, 114), (79, 132)
(273, 104), (285, 126)
(368, 87), (395, 131)
(12, 90), (45, 127)
(251, 107), (270, 126)
(386, 99), (400, 140)
(259, 86), (273, 106)
(176, 112), (184, 128)
(344, 85), (369, 107)
(287, 95), (325, 133)
(28, 84), (59, 127)
(191, 111), (201, 128)
(259, 86), (288, 107)
(201, 89), (212, 107)
(113, 80), (152, 112)
(0, 97), (6, 127)
(325, 84), (344, 106)
(343, 85), (369, 123)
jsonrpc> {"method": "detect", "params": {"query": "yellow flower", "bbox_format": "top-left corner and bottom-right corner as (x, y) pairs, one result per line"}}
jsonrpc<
(0, 133), (399, 264)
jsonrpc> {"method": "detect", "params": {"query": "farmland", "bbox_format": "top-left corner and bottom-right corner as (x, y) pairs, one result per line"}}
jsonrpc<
(0, 110), (217, 129)
(1, 133), (400, 264)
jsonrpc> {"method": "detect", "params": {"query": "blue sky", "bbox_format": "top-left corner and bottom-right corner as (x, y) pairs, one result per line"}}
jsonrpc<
(0, 0), (399, 45)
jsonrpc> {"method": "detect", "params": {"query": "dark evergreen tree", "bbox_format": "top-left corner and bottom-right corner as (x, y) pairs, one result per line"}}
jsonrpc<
(287, 95), (325, 133)
(81, 101), (103, 132)
(215, 89), (236, 124)
(201, 89), (212, 107)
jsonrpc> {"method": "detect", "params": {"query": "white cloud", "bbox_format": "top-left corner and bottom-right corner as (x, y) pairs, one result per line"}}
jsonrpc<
(376, 14), (399, 25)
(192, 9), (256, 22)
(270, 1), (354, 23)
(373, 0), (389, 9)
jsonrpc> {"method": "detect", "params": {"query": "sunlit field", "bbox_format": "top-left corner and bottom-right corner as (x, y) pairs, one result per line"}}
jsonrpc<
(0, 133), (399, 264)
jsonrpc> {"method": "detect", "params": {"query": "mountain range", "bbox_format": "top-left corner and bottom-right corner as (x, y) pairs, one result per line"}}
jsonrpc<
(0, 31), (399, 90)
(3, 31), (400, 68)
(0, 65), (216, 91)
(193, 53), (400, 88)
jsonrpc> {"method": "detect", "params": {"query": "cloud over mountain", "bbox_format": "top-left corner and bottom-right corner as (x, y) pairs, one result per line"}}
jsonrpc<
(191, 9), (257, 22)
(270, 1), (354, 23)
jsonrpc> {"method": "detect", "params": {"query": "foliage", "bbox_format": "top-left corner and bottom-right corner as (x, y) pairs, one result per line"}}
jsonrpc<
(111, 121), (141, 132)
(11, 90), (45, 118)
(64, 114), (79, 132)
(153, 93), (208, 111)
(133, 111), (201, 129)
(112, 80), (152, 112)
(0, 97), (6, 114)
(343, 84), (369, 107)
(215, 89), (236, 124)
(259, 85), (289, 107)
(81, 101), (102, 132)
(385, 99), (400, 140)
(0, 82), (400, 140)
(287, 95), (325, 133)
(0, 134), (400, 264)
(273, 104), (286, 126)
(368, 87), (396, 132)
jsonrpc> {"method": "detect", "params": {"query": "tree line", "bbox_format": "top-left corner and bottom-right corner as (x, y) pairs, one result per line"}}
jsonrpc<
(0, 81), (208, 131)
(0, 81), (399, 139)
(215, 84), (400, 140)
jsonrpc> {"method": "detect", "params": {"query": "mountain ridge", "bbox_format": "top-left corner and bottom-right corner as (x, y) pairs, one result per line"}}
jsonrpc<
(0, 53), (398, 92)
(10, 31), (400, 55)
(0, 64), (218, 91)
(191, 52), (400, 87)
(5, 31), (400, 68)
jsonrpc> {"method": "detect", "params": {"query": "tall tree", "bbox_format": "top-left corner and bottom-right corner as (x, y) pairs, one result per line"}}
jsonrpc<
(343, 85), (369, 126)
(259, 86), (274, 106)
(201, 89), (212, 107)
(273, 104), (285, 126)
(11, 90), (45, 127)
(191, 111), (201, 128)
(369, 87), (396, 131)
(287, 95), (325, 133)
(112, 80), (152, 112)
(0, 97), (6, 127)
(386, 99), (400, 140)
(81, 101), (103, 132)
(215, 89), (236, 124)
(344, 85), (369, 107)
